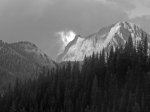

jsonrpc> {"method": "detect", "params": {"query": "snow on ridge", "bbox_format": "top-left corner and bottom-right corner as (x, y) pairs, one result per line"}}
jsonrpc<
(60, 21), (149, 62)
(104, 23), (121, 47)
(62, 36), (84, 61)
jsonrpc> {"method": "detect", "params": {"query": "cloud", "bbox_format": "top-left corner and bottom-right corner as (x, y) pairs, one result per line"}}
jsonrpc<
(0, 0), (54, 18)
(91, 0), (115, 5)
(94, 0), (150, 19)
(0, 0), (129, 59)
(131, 15), (150, 34)
(0, 0), (149, 59)
(28, 0), (54, 16)
(56, 30), (76, 52)
(127, 0), (150, 18)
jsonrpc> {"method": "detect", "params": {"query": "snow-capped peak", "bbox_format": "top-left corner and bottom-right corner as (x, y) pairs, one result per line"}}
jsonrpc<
(104, 22), (122, 47)
(57, 21), (150, 62)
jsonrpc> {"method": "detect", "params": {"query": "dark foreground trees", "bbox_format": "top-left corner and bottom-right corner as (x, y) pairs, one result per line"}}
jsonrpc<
(0, 35), (150, 112)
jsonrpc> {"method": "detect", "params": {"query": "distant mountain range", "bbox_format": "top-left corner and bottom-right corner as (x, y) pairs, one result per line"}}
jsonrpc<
(57, 21), (150, 62)
(0, 21), (150, 89)
(0, 40), (55, 89)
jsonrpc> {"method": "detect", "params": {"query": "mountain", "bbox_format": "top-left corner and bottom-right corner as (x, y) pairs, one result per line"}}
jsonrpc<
(57, 21), (150, 62)
(0, 40), (55, 89)
(10, 41), (55, 67)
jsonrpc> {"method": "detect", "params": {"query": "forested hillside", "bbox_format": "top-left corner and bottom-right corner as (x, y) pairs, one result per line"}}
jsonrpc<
(0, 40), (55, 90)
(0, 35), (150, 112)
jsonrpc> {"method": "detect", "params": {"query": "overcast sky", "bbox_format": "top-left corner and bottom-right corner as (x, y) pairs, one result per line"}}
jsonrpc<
(0, 0), (150, 59)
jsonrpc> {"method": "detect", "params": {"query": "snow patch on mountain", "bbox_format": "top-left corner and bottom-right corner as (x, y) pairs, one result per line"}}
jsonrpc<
(104, 23), (121, 47)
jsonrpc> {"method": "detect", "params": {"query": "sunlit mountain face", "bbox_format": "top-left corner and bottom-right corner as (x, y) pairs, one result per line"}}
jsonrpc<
(57, 21), (150, 62)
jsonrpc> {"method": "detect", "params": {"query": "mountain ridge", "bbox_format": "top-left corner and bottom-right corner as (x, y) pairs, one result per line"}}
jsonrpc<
(57, 21), (150, 62)
(0, 40), (55, 89)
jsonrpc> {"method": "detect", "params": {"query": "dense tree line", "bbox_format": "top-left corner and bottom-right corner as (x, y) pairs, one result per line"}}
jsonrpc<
(0, 35), (150, 112)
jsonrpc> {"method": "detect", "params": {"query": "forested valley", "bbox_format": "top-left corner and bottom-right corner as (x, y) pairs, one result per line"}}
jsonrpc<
(0, 35), (150, 112)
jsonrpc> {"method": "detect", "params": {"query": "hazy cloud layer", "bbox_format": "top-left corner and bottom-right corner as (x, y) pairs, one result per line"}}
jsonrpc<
(131, 15), (150, 33)
(97, 0), (150, 18)
(0, 0), (149, 59)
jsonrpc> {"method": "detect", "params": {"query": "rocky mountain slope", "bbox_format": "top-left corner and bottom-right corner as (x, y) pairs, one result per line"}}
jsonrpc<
(57, 21), (150, 62)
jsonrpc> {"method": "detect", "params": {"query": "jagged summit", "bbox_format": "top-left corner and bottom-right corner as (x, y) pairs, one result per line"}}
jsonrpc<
(57, 21), (150, 62)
